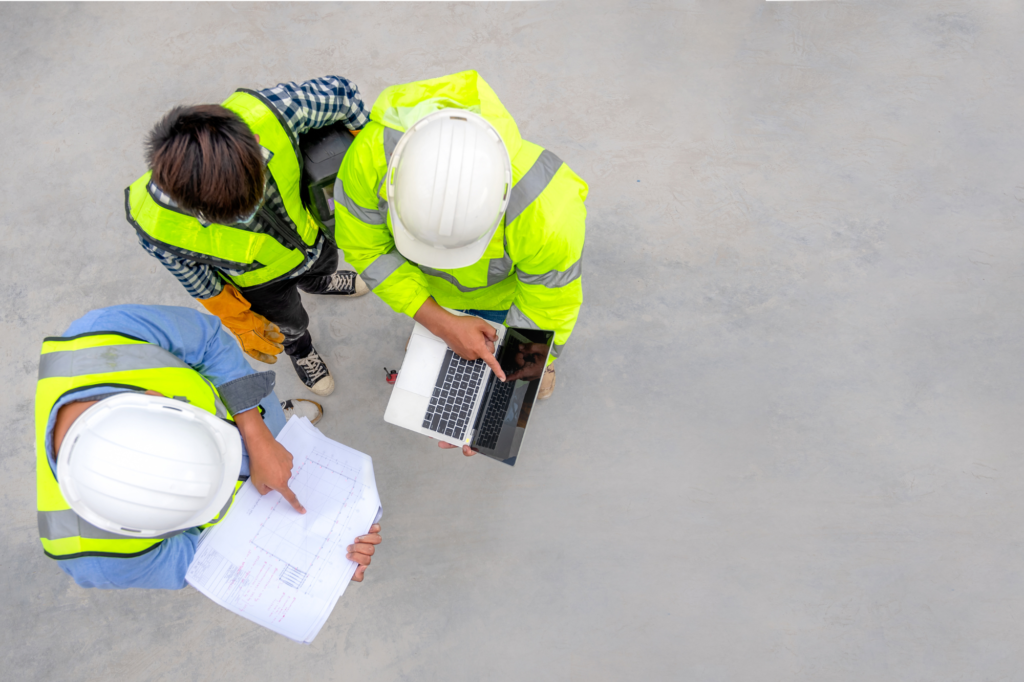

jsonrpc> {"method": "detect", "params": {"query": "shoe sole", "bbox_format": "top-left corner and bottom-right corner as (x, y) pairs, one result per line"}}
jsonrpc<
(308, 375), (335, 397)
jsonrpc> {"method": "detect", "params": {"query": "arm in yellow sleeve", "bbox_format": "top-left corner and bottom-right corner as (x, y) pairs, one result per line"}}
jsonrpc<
(505, 163), (588, 363)
(333, 123), (432, 317)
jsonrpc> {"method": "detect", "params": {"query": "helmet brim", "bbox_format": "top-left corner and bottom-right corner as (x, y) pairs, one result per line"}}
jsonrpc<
(56, 393), (243, 538)
(391, 211), (497, 270)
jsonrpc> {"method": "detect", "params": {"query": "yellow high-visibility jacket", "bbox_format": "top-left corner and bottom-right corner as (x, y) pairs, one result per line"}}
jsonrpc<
(333, 71), (587, 361)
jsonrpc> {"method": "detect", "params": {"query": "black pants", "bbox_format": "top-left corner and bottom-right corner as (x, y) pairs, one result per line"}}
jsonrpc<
(238, 247), (338, 358)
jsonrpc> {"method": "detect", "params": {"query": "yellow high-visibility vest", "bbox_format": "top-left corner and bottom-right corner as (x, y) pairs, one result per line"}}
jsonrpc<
(36, 332), (241, 560)
(125, 90), (320, 289)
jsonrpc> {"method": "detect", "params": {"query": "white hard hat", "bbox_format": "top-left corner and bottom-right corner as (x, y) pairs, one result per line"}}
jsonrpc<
(387, 109), (512, 270)
(56, 392), (243, 538)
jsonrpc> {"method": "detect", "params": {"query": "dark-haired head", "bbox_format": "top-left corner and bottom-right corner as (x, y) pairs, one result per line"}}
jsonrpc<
(146, 105), (265, 224)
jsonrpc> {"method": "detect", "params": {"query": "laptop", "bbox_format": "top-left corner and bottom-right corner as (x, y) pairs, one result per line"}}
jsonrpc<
(384, 312), (554, 466)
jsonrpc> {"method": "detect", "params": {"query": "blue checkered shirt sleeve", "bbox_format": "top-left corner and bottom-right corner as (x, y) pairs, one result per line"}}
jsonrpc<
(137, 234), (225, 300)
(259, 76), (369, 137)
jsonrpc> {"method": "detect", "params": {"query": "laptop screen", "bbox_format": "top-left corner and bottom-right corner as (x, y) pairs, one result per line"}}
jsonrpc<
(470, 327), (555, 465)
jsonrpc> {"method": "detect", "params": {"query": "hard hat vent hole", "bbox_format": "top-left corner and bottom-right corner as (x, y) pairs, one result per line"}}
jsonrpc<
(119, 527), (142, 534)
(503, 183), (508, 200)
(450, 116), (467, 121)
(162, 406), (182, 412)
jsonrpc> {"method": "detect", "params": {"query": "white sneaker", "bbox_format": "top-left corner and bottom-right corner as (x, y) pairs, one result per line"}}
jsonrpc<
(290, 346), (335, 396)
(280, 398), (324, 425)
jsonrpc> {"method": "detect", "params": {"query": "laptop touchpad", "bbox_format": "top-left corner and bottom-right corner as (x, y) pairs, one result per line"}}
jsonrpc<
(396, 334), (447, 398)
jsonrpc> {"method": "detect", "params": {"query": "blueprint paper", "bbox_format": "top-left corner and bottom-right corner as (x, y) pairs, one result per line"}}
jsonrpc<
(186, 417), (382, 643)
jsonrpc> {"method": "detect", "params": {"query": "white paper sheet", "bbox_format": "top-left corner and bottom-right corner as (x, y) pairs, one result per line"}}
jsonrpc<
(186, 416), (382, 644)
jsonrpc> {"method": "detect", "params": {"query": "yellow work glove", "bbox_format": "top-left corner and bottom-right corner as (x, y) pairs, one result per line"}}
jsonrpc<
(198, 285), (285, 364)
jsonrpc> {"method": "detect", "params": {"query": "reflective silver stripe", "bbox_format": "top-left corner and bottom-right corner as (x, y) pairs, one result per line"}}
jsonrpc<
(199, 375), (229, 419)
(38, 509), (180, 541)
(517, 257), (582, 288)
(201, 491), (236, 527)
(383, 127), (402, 165)
(335, 179), (386, 225)
(40, 342), (228, 418)
(416, 253), (514, 293)
(504, 306), (566, 358)
(505, 149), (563, 226)
(39, 343), (191, 380)
(488, 251), (514, 285)
(361, 249), (407, 289)
(417, 265), (487, 293)
(504, 303), (540, 330)
(375, 176), (389, 216)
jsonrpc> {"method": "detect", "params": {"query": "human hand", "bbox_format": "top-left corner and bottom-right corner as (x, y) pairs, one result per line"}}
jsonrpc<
(198, 285), (284, 364)
(235, 312), (285, 364)
(414, 299), (507, 381)
(440, 314), (506, 380)
(438, 440), (478, 457)
(348, 524), (382, 581)
(245, 431), (305, 514)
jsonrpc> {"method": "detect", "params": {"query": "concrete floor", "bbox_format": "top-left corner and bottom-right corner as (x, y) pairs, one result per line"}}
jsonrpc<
(2, 1), (1023, 679)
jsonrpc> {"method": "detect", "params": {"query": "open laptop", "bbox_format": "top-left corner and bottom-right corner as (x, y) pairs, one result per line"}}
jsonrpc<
(384, 312), (554, 466)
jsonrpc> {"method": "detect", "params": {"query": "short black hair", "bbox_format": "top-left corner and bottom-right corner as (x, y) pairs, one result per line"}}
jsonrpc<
(146, 105), (265, 224)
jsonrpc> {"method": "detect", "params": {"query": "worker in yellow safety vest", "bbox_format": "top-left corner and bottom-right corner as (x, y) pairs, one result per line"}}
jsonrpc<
(125, 77), (373, 397)
(333, 71), (588, 455)
(36, 304), (381, 589)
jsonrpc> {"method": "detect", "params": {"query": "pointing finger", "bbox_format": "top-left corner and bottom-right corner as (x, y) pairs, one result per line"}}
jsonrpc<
(480, 349), (506, 381)
(274, 482), (306, 514)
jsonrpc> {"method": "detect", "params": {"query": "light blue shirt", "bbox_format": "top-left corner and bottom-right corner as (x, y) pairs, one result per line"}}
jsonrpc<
(45, 305), (286, 590)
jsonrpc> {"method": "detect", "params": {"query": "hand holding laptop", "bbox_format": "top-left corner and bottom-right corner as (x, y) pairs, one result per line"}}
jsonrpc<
(413, 298), (507, 381)
(386, 305), (555, 466)
(437, 440), (479, 457)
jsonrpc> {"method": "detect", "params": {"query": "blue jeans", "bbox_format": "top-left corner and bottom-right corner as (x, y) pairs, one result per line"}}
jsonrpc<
(460, 309), (508, 325)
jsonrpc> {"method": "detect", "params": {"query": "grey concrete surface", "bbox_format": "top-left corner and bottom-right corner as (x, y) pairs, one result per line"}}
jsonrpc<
(2, 1), (1023, 679)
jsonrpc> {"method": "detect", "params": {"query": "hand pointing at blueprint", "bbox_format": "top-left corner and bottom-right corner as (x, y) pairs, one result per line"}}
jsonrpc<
(186, 417), (383, 643)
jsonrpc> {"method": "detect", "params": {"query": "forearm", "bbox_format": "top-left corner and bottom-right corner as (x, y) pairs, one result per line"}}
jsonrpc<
(234, 407), (275, 445)
(413, 297), (457, 338)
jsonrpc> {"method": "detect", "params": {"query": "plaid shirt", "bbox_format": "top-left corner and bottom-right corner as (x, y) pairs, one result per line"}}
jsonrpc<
(137, 76), (369, 299)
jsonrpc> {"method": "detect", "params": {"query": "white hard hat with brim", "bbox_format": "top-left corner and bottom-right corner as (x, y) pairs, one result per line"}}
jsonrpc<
(387, 109), (512, 270)
(56, 392), (243, 538)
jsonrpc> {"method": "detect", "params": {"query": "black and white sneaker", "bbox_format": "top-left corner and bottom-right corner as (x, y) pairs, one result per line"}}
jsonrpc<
(308, 270), (369, 297)
(280, 398), (324, 425)
(289, 347), (335, 396)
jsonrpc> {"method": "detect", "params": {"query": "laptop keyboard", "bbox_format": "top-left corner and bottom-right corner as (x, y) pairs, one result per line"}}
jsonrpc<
(422, 349), (486, 439)
(475, 377), (516, 450)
